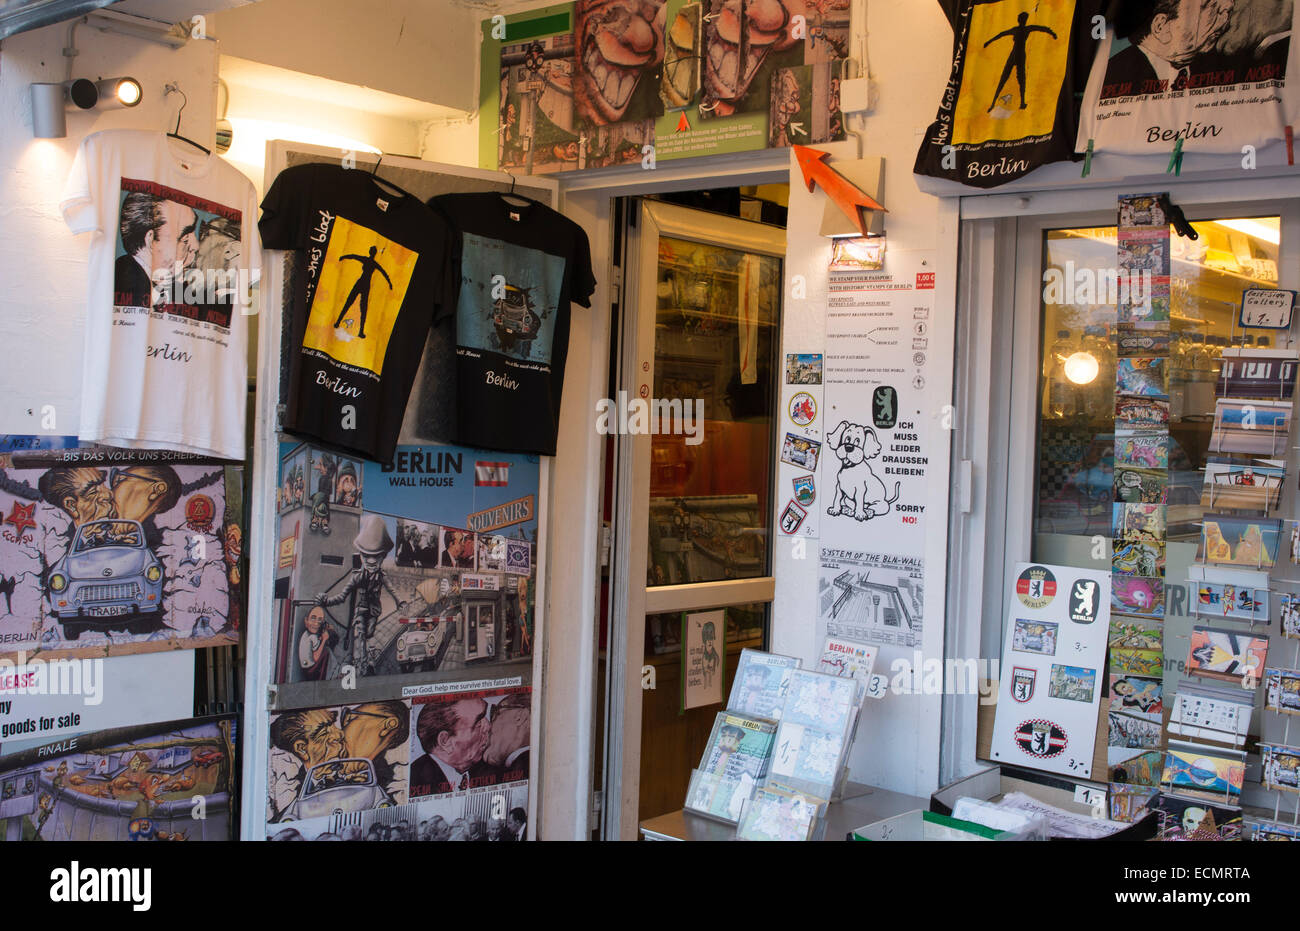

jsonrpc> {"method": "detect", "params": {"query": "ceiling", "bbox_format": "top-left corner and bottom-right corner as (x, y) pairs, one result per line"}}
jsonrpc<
(0, 0), (254, 39)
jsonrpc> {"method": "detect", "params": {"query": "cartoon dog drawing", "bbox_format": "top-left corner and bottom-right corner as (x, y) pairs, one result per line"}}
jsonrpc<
(825, 421), (899, 521)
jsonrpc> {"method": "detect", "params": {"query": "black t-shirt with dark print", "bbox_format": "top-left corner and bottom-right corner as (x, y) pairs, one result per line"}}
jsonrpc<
(429, 192), (596, 456)
(260, 163), (457, 462)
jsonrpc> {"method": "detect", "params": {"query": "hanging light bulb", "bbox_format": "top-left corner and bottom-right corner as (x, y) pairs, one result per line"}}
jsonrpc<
(1064, 351), (1099, 385)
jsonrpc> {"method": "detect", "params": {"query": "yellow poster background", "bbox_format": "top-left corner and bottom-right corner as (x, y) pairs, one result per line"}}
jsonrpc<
(303, 216), (418, 375)
(952, 0), (1074, 146)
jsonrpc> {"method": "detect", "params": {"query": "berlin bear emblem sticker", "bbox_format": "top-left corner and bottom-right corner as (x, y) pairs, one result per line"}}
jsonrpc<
(1014, 719), (1068, 759)
(1069, 578), (1100, 624)
(1011, 667), (1036, 703)
(1015, 565), (1056, 609)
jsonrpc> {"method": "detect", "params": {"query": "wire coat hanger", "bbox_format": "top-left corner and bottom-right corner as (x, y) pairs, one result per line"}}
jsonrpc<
(164, 84), (211, 155)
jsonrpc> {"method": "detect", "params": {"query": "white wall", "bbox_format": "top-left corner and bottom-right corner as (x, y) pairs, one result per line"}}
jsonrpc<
(769, 0), (957, 799)
(0, 23), (218, 438)
(209, 0), (481, 112)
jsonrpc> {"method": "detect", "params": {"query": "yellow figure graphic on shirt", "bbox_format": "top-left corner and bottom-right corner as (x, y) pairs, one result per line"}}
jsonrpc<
(302, 216), (418, 376)
(952, 0), (1074, 146)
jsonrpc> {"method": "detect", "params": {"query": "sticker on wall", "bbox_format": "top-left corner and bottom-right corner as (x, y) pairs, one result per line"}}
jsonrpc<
(1011, 666), (1037, 703)
(872, 385), (898, 429)
(792, 475), (816, 507)
(1013, 719), (1069, 760)
(785, 353), (823, 385)
(1068, 578), (1101, 624)
(779, 500), (808, 535)
(789, 391), (817, 426)
(1016, 565), (1057, 609)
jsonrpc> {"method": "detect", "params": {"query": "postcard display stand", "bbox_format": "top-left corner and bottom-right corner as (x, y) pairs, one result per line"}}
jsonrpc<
(241, 144), (558, 841)
(1167, 267), (1300, 841)
(685, 649), (862, 841)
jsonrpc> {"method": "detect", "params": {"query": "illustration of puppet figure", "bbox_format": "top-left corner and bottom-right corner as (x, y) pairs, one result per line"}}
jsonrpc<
(574, 0), (667, 125)
(701, 0), (799, 115)
(700, 619), (720, 687)
(316, 516), (401, 671)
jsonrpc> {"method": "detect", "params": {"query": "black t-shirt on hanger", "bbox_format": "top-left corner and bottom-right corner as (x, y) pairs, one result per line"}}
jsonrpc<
(260, 163), (458, 462)
(429, 192), (596, 456)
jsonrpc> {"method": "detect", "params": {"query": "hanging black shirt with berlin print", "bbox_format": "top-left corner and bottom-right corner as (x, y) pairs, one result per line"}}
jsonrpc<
(260, 164), (457, 463)
(429, 193), (595, 456)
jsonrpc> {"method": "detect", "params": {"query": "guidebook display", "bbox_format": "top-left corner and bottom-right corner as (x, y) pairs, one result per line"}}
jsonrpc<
(684, 650), (863, 840)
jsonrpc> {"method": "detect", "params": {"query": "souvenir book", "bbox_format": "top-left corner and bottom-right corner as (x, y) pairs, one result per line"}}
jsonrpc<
(727, 649), (800, 720)
(1167, 682), (1254, 746)
(1264, 668), (1300, 717)
(780, 668), (858, 734)
(735, 786), (823, 841)
(1150, 792), (1243, 841)
(767, 716), (851, 800)
(1261, 743), (1300, 795)
(1186, 627), (1269, 686)
(1159, 742), (1246, 803)
(686, 712), (777, 823)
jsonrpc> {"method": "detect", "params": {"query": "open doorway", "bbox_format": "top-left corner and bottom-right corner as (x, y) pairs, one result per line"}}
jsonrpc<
(596, 184), (790, 838)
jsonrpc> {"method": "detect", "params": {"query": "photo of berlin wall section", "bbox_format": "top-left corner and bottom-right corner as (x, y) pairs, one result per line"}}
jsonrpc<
(817, 548), (924, 649)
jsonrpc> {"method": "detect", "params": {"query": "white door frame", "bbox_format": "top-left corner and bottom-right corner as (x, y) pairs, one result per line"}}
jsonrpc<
(546, 149), (791, 840)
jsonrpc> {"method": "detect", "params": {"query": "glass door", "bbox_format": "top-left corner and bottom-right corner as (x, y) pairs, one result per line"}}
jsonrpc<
(604, 200), (784, 838)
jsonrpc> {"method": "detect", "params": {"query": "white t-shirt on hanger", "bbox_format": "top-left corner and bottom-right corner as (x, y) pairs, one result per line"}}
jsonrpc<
(61, 129), (261, 460)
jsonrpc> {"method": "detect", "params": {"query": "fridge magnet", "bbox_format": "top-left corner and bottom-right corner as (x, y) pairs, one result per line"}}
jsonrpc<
(792, 474), (815, 507)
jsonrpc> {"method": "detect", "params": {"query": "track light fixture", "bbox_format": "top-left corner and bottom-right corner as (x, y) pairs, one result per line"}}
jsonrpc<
(30, 76), (142, 138)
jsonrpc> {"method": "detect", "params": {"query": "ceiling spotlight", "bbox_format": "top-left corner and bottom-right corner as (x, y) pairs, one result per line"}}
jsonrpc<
(30, 76), (142, 137)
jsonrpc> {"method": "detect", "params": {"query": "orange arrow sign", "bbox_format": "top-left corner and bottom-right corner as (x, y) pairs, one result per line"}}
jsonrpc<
(676, 111), (690, 133)
(793, 145), (886, 237)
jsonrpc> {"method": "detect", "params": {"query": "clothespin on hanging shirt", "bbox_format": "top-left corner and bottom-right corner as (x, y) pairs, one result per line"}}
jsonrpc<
(1157, 193), (1198, 241)
(1082, 139), (1094, 178)
(1287, 126), (1295, 166)
(1167, 137), (1184, 176)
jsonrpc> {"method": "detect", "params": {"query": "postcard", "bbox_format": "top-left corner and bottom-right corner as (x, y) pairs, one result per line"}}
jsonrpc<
(1283, 593), (1300, 640)
(1109, 749), (1165, 786)
(1210, 398), (1290, 457)
(1112, 541), (1165, 578)
(1188, 565), (1270, 624)
(1264, 668), (1300, 717)
(1151, 792), (1242, 840)
(1108, 784), (1159, 823)
(1115, 433), (1169, 469)
(780, 432), (821, 471)
(1114, 503), (1166, 544)
(1048, 664), (1096, 703)
(1116, 326), (1170, 358)
(1200, 514), (1281, 568)
(1109, 674), (1163, 719)
(1218, 348), (1298, 400)
(1261, 743), (1300, 795)
(1110, 648), (1164, 677)
(1107, 710), (1163, 749)
(1115, 467), (1167, 505)
(1167, 683), (1253, 746)
(1252, 820), (1300, 840)
(1112, 574), (1164, 618)
(1115, 397), (1170, 429)
(1012, 618), (1058, 656)
(1200, 458), (1284, 511)
(1116, 358), (1168, 398)
(1108, 616), (1163, 651)
(1187, 626), (1269, 686)
(1160, 743), (1246, 803)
